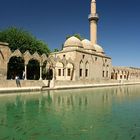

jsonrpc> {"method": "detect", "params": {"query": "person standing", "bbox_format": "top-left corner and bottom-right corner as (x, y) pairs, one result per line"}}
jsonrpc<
(15, 76), (21, 87)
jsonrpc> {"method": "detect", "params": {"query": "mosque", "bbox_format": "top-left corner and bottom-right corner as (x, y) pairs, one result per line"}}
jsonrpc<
(0, 0), (140, 87)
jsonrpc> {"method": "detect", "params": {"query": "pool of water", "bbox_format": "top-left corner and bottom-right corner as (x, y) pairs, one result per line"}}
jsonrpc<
(0, 85), (140, 140)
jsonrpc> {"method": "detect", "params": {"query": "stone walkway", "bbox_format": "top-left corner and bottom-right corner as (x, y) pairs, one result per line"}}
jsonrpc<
(0, 87), (42, 93)
(0, 81), (140, 94)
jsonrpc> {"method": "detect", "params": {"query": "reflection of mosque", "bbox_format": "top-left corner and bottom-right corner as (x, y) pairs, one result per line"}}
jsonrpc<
(0, 85), (140, 138)
(0, 86), (140, 139)
(1, 86), (139, 112)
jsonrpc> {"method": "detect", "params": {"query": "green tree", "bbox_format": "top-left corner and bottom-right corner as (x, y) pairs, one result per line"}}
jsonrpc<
(53, 48), (59, 52)
(66, 33), (84, 41)
(0, 27), (50, 55)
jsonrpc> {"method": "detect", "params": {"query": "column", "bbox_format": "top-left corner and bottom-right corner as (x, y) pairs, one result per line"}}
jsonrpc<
(39, 65), (42, 80)
(24, 64), (27, 80)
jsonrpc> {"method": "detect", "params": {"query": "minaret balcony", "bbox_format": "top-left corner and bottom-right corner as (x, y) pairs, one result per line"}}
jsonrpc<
(88, 13), (99, 21)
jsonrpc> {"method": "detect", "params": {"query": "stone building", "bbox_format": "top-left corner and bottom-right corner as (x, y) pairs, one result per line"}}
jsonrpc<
(0, 0), (140, 87)
(50, 0), (112, 83)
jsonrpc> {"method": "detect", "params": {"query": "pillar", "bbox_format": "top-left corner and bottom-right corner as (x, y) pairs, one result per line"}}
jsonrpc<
(24, 64), (27, 80)
(39, 65), (42, 80)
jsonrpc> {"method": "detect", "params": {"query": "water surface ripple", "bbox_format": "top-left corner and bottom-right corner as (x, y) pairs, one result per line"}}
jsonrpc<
(0, 85), (140, 140)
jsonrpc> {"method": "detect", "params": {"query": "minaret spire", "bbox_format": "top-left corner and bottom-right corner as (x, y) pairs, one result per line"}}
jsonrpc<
(88, 0), (99, 45)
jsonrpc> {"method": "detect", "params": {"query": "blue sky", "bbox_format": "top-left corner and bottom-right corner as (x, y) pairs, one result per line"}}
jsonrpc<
(0, 0), (140, 67)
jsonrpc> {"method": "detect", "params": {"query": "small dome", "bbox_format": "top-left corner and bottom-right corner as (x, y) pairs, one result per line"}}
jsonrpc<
(64, 36), (83, 48)
(82, 39), (95, 51)
(94, 44), (104, 53)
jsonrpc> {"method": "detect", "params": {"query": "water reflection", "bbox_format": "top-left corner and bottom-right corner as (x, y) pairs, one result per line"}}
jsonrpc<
(0, 85), (140, 139)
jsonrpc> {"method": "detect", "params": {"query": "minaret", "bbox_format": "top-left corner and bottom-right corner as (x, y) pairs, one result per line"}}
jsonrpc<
(88, 0), (99, 45)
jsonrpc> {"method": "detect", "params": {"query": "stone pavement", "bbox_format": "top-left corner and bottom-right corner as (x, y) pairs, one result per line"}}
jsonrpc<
(0, 81), (140, 94)
(0, 87), (42, 93)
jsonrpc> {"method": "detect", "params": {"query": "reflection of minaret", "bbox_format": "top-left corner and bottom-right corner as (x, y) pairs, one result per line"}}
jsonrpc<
(88, 0), (99, 45)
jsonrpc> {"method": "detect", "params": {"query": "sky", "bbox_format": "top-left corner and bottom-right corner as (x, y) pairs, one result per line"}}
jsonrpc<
(0, 0), (140, 67)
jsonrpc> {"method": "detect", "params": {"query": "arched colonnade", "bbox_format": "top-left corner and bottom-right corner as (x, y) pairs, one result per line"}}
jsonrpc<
(111, 67), (140, 80)
(7, 49), (75, 81)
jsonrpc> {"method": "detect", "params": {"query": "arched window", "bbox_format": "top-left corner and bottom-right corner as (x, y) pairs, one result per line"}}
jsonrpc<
(79, 60), (83, 77)
(85, 61), (89, 78)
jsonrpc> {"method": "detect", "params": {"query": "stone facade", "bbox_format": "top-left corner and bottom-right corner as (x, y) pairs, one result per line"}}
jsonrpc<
(0, 42), (11, 80)
(0, 0), (140, 87)
(111, 67), (140, 81)
(51, 37), (112, 82)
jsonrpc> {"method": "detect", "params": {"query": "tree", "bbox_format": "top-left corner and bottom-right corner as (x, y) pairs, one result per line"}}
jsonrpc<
(53, 48), (59, 52)
(66, 33), (84, 41)
(0, 27), (50, 55)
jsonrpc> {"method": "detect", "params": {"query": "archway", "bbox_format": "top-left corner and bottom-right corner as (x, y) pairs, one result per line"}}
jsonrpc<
(42, 61), (53, 80)
(46, 68), (53, 80)
(7, 56), (24, 79)
(27, 59), (40, 80)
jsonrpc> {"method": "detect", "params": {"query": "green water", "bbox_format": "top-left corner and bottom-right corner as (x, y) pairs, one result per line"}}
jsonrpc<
(0, 85), (140, 140)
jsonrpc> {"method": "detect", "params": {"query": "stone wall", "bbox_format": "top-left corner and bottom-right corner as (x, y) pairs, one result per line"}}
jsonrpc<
(0, 42), (12, 80)
(0, 80), (46, 88)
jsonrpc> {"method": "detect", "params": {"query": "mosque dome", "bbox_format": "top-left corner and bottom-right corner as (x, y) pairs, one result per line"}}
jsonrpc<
(94, 44), (104, 54)
(64, 36), (83, 48)
(82, 39), (95, 51)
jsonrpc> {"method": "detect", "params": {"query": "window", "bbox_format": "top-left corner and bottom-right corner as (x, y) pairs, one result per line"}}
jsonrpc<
(105, 59), (107, 62)
(80, 69), (82, 77)
(83, 55), (85, 59)
(67, 68), (71, 76)
(85, 69), (88, 77)
(63, 55), (65, 58)
(103, 71), (105, 77)
(95, 57), (98, 61)
(120, 75), (122, 79)
(63, 69), (65, 76)
(58, 69), (61, 76)
(106, 71), (108, 77)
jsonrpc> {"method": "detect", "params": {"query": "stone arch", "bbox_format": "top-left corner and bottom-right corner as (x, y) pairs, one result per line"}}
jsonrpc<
(67, 58), (75, 80)
(48, 56), (56, 67)
(67, 58), (75, 67)
(23, 50), (32, 65)
(27, 58), (40, 80)
(111, 69), (115, 79)
(66, 62), (74, 80)
(55, 61), (64, 80)
(10, 49), (22, 58)
(42, 59), (53, 80)
(41, 54), (48, 64)
(32, 52), (41, 64)
(0, 50), (4, 60)
(7, 56), (24, 79)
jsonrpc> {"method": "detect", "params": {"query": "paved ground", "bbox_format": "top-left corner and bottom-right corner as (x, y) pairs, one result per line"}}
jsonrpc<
(0, 81), (140, 94)
(0, 87), (42, 93)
